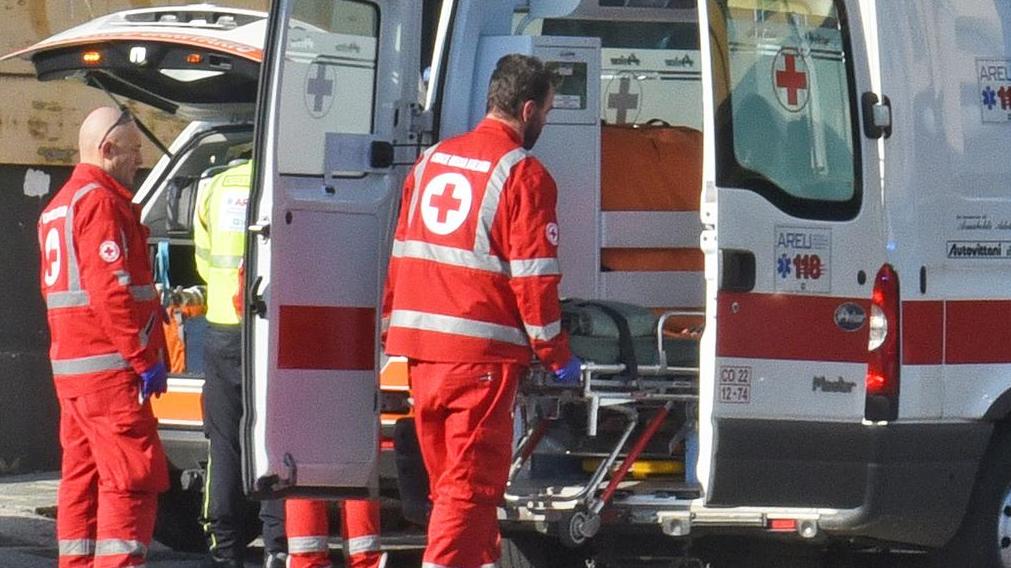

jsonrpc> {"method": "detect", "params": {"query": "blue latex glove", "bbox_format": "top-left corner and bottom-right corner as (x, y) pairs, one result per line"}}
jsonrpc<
(140, 361), (168, 400)
(553, 356), (583, 384)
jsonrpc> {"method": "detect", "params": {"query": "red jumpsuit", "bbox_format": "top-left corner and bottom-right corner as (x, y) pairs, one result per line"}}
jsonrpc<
(38, 164), (169, 567)
(286, 498), (384, 567)
(383, 119), (571, 568)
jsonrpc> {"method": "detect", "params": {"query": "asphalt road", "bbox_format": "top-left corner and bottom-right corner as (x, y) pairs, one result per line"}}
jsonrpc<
(0, 472), (937, 568)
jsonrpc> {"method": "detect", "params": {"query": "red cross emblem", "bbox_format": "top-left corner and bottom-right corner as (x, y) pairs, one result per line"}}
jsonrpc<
(99, 240), (121, 263)
(773, 48), (809, 112)
(430, 183), (463, 224)
(421, 173), (472, 235)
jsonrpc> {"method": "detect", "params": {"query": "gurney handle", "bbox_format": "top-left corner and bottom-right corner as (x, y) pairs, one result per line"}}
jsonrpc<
(656, 310), (704, 371)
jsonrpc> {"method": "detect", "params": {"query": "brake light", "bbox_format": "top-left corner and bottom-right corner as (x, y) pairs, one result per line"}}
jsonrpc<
(82, 51), (101, 65)
(865, 264), (900, 421)
(186, 53), (203, 65)
(768, 518), (797, 532)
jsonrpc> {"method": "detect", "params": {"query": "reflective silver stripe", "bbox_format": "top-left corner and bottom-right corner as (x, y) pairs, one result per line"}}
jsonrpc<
(474, 148), (528, 254)
(95, 538), (146, 556)
(64, 183), (103, 293)
(524, 319), (562, 342)
(195, 246), (210, 262)
(130, 285), (156, 302)
(392, 239), (507, 274)
(408, 144), (441, 228)
(46, 290), (89, 308)
(390, 309), (527, 346)
(59, 539), (95, 556)
(289, 535), (329, 554)
(48, 285), (152, 307)
(114, 270), (132, 286)
(209, 253), (242, 269)
(41, 205), (69, 224)
(51, 352), (130, 375)
(346, 534), (380, 556)
(509, 257), (560, 277)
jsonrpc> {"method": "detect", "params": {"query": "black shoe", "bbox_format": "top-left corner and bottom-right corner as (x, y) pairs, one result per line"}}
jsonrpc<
(264, 551), (287, 568)
(200, 554), (244, 568)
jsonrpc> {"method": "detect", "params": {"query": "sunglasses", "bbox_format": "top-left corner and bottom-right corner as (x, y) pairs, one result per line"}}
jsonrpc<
(98, 110), (134, 149)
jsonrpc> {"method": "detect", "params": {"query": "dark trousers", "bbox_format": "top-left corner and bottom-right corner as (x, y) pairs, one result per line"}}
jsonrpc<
(201, 324), (285, 559)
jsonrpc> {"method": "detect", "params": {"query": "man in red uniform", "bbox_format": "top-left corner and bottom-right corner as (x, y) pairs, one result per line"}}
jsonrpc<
(38, 106), (169, 567)
(383, 54), (581, 568)
(285, 498), (385, 567)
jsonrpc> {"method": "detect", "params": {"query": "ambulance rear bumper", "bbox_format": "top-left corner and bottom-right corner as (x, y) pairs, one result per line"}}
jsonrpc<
(800, 421), (991, 547)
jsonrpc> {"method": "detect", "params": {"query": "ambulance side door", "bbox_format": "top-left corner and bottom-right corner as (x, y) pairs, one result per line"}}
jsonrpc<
(696, 0), (885, 507)
(243, 0), (421, 497)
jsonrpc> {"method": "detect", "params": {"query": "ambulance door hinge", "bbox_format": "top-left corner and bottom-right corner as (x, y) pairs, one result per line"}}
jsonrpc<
(249, 222), (270, 240)
(862, 92), (892, 139)
(248, 275), (267, 319)
(408, 103), (434, 141)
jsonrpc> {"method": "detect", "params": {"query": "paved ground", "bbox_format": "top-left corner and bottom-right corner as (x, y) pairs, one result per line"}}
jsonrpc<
(0, 472), (936, 567)
(0, 472), (426, 567)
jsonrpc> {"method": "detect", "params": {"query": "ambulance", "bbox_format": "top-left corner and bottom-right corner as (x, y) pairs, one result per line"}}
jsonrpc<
(2, 4), (416, 552)
(240, 0), (1011, 566)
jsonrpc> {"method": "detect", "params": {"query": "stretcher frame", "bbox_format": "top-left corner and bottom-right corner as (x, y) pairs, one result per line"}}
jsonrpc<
(502, 310), (703, 545)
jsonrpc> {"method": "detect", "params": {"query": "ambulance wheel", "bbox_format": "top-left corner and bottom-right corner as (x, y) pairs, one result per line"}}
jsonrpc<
(500, 533), (590, 568)
(935, 425), (1011, 568)
(154, 471), (207, 553)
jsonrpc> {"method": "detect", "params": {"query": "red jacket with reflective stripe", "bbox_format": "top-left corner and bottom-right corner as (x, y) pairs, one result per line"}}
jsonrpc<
(38, 164), (166, 399)
(382, 119), (571, 370)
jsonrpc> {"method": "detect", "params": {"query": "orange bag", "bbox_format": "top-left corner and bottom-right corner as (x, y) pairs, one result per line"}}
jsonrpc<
(162, 290), (206, 374)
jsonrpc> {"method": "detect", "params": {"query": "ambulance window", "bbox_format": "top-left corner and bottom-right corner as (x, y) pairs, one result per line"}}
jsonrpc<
(709, 0), (860, 220)
(277, 0), (379, 175)
(524, 15), (703, 129)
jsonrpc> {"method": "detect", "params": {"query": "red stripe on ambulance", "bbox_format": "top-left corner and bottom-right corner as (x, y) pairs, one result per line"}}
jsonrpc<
(716, 292), (869, 362)
(277, 306), (375, 370)
(946, 300), (1011, 364)
(901, 301), (943, 365)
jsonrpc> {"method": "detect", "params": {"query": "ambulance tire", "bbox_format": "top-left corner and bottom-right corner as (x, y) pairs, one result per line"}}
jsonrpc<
(934, 425), (1011, 568)
(500, 534), (591, 568)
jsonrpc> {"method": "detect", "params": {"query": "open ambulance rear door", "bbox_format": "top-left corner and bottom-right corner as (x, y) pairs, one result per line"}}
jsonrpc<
(1, 4), (265, 121)
(243, 0), (422, 497)
(696, 0), (888, 508)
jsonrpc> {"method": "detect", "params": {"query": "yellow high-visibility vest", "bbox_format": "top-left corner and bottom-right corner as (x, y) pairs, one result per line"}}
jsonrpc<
(194, 161), (251, 325)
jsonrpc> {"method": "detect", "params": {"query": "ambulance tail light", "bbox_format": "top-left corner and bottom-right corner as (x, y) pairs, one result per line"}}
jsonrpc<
(865, 264), (900, 421)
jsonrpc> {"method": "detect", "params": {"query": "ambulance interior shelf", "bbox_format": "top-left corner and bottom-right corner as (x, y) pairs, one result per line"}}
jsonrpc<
(598, 123), (704, 332)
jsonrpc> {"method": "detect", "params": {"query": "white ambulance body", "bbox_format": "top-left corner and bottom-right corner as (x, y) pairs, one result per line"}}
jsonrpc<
(245, 0), (1011, 565)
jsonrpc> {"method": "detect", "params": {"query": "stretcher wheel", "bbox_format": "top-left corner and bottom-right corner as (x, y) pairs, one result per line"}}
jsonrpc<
(558, 510), (600, 548)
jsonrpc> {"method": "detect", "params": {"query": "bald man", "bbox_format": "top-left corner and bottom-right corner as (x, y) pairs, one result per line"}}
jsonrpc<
(38, 106), (169, 568)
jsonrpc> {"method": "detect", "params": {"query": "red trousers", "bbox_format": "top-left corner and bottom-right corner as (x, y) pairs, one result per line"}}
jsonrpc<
(410, 360), (522, 568)
(286, 498), (383, 567)
(57, 381), (168, 568)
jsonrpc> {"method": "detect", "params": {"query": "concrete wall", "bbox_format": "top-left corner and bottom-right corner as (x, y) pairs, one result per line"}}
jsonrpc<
(0, 0), (265, 472)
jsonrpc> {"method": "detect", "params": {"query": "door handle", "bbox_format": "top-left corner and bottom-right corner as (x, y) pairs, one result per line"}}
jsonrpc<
(720, 249), (755, 292)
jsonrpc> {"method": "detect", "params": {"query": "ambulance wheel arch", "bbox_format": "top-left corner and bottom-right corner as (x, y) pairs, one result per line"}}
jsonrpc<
(937, 424), (1011, 568)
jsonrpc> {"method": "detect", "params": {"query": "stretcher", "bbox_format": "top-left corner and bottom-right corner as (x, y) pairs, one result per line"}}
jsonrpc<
(503, 310), (703, 546)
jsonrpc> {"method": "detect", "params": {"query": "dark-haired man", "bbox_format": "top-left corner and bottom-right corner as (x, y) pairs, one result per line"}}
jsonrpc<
(382, 53), (580, 568)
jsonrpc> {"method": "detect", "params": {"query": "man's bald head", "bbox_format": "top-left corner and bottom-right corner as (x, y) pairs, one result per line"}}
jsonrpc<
(78, 106), (144, 189)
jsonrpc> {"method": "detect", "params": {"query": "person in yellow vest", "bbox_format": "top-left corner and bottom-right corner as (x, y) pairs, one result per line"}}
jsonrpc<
(194, 160), (287, 568)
